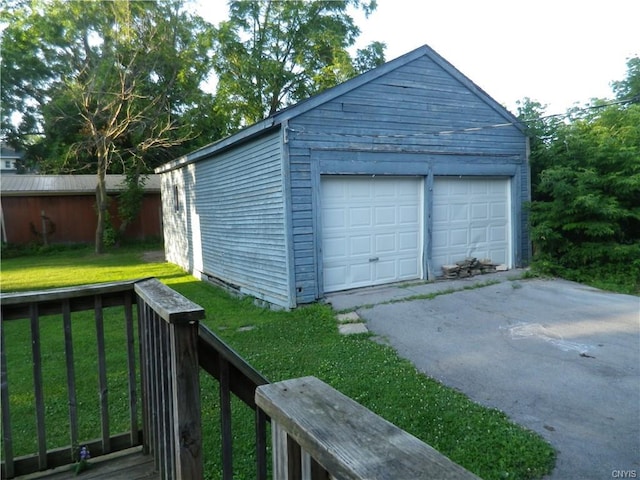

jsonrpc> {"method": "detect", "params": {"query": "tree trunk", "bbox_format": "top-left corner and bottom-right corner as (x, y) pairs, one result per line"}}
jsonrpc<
(95, 163), (108, 254)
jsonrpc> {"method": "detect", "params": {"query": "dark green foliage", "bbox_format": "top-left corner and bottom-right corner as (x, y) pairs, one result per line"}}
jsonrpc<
(212, 0), (386, 129)
(1, 0), (220, 162)
(612, 57), (640, 102)
(521, 59), (640, 294)
(1, 0), (224, 252)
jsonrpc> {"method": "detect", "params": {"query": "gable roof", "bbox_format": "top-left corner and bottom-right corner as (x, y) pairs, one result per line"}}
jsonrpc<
(0, 174), (161, 196)
(157, 44), (524, 174)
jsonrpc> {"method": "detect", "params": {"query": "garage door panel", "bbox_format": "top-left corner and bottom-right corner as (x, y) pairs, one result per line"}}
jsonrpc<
(399, 205), (419, 224)
(349, 207), (372, 227)
(471, 226), (488, 243)
(444, 204), (464, 221)
(351, 263), (373, 283)
(450, 228), (469, 246)
(399, 257), (420, 277)
(398, 231), (418, 251)
(491, 202), (507, 218)
(376, 260), (396, 281)
(490, 225), (507, 242)
(432, 205), (448, 223)
(471, 182), (489, 194)
(324, 265), (347, 288)
(322, 183), (343, 198)
(322, 176), (423, 292)
(489, 248), (508, 264)
(349, 181), (371, 199)
(323, 237), (347, 260)
(375, 206), (396, 225)
(432, 177), (511, 274)
(471, 204), (488, 220)
(350, 235), (372, 256)
(375, 233), (396, 253)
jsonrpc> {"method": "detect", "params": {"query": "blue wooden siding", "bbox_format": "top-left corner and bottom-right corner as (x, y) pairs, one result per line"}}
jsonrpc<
(162, 131), (292, 308)
(286, 55), (530, 304)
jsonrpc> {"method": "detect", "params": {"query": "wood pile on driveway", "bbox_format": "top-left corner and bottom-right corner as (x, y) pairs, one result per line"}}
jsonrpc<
(441, 258), (507, 279)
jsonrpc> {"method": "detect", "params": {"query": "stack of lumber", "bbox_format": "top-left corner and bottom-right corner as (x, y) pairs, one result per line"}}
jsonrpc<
(441, 258), (506, 279)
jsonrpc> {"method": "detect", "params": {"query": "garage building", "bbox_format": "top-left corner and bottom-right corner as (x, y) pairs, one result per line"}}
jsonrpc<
(157, 45), (530, 309)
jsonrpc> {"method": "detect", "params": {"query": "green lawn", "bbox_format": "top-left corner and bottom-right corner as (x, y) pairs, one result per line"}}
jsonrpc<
(1, 245), (555, 479)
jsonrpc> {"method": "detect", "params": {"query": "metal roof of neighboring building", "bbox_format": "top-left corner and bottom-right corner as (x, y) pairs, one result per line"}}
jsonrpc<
(0, 174), (161, 196)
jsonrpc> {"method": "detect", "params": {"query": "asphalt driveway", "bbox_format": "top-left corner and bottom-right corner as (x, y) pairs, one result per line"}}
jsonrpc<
(326, 274), (640, 480)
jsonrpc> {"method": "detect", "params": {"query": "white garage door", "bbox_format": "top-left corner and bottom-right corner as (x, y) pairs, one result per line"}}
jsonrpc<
(432, 177), (511, 275)
(321, 176), (423, 293)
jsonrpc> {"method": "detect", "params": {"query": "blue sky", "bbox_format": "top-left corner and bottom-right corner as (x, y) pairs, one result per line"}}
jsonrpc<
(197, 0), (640, 116)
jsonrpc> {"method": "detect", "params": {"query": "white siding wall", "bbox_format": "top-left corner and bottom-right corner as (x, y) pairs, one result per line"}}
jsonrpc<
(161, 168), (194, 273)
(162, 131), (291, 307)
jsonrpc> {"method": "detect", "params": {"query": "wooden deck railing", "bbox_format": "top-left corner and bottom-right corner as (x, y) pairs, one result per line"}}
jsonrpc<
(256, 376), (480, 480)
(2, 278), (479, 480)
(135, 278), (270, 480)
(0, 278), (268, 480)
(1, 280), (144, 478)
(197, 323), (269, 480)
(135, 278), (205, 479)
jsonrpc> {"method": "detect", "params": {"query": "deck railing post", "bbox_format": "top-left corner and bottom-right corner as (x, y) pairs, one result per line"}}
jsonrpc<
(170, 318), (202, 479)
(135, 278), (205, 480)
(1, 323), (15, 479)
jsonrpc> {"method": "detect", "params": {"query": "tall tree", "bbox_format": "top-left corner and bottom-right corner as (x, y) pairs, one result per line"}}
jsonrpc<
(212, 0), (386, 129)
(516, 98), (563, 199)
(1, 0), (220, 252)
(612, 57), (640, 102)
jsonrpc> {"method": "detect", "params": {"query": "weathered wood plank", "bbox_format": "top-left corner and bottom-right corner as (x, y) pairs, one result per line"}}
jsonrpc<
(16, 447), (156, 480)
(255, 408), (268, 480)
(30, 304), (47, 471)
(219, 357), (233, 480)
(0, 280), (142, 306)
(156, 318), (168, 478)
(137, 302), (151, 457)
(134, 278), (204, 324)
(62, 300), (78, 462)
(1, 320), (15, 478)
(124, 292), (138, 447)
(271, 421), (288, 480)
(286, 433), (302, 480)
(197, 324), (269, 408)
(93, 296), (110, 454)
(162, 320), (175, 479)
(6, 432), (142, 478)
(149, 309), (160, 473)
(170, 321), (203, 479)
(256, 376), (480, 480)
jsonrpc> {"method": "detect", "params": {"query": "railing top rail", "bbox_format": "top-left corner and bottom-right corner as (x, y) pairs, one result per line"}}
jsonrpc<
(256, 376), (481, 480)
(198, 324), (269, 387)
(0, 278), (148, 306)
(135, 278), (205, 324)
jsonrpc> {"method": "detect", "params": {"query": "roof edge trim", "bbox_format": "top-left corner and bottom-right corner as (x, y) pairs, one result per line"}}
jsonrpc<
(155, 121), (280, 174)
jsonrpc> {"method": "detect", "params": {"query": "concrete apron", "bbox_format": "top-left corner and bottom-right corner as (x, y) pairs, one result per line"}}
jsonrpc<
(326, 274), (640, 480)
